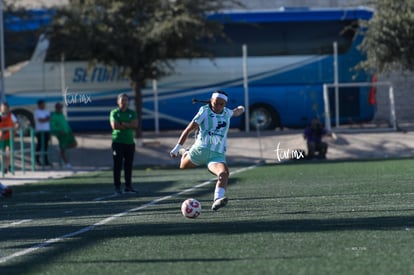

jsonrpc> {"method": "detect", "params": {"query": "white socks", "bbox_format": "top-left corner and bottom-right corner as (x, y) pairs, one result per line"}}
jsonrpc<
(214, 187), (225, 201)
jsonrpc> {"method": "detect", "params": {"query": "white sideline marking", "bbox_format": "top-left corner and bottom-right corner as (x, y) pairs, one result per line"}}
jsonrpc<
(0, 219), (33, 229)
(94, 193), (118, 201)
(0, 164), (259, 264)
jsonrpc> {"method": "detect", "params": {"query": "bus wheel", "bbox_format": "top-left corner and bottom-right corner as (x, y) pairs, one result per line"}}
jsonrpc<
(13, 109), (34, 136)
(249, 104), (279, 130)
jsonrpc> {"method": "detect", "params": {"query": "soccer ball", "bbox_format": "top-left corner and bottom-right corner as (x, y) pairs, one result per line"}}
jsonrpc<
(181, 198), (201, 219)
(0, 183), (12, 198)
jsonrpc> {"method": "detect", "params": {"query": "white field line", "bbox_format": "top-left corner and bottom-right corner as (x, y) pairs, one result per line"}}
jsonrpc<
(0, 219), (33, 229)
(93, 193), (119, 201)
(0, 164), (259, 264)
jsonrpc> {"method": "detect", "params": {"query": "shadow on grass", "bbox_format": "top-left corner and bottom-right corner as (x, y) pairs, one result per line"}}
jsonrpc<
(89, 215), (414, 237)
(2, 213), (414, 273)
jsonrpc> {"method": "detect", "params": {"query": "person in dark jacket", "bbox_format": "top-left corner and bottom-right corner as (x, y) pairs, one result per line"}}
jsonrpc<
(303, 117), (328, 159)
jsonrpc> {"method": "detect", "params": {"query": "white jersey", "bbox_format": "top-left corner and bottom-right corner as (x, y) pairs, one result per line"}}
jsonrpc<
(34, 109), (51, 131)
(192, 105), (234, 153)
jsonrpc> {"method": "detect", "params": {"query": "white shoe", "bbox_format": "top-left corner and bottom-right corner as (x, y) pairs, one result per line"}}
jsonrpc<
(211, 197), (228, 211)
(65, 163), (73, 169)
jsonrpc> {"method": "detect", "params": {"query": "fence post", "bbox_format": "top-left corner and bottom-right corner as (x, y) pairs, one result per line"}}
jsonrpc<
(30, 128), (35, 171)
(323, 84), (332, 133)
(19, 127), (25, 173)
(9, 127), (14, 174)
(389, 86), (397, 130)
(0, 129), (3, 177)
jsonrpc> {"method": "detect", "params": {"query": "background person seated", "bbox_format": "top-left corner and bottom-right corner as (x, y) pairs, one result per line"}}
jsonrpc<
(303, 117), (328, 159)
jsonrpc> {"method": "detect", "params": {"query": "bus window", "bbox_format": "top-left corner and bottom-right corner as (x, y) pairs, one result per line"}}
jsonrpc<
(204, 20), (357, 57)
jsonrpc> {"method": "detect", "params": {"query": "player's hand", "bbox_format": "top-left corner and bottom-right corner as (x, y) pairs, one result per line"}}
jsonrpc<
(233, 105), (245, 117)
(170, 144), (182, 158)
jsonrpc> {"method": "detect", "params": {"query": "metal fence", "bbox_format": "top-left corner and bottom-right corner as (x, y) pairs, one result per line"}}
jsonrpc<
(0, 127), (61, 177)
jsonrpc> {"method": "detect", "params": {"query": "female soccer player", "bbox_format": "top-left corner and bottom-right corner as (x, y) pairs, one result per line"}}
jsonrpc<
(170, 90), (245, 211)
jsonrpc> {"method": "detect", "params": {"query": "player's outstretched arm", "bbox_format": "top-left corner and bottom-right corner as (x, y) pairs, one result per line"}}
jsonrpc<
(170, 121), (198, 158)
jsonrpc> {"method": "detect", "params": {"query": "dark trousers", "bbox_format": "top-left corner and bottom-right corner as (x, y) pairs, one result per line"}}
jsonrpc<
(36, 131), (51, 165)
(307, 141), (328, 159)
(112, 142), (135, 188)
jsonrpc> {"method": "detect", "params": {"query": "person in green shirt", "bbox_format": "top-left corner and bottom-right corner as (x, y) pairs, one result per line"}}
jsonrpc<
(109, 93), (138, 194)
(50, 102), (77, 169)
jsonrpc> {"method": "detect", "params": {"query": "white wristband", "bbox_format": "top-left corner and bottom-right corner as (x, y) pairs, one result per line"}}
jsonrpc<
(170, 144), (182, 156)
(238, 106), (245, 113)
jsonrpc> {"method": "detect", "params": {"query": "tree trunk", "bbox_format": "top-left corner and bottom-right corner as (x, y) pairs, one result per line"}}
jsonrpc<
(132, 81), (143, 138)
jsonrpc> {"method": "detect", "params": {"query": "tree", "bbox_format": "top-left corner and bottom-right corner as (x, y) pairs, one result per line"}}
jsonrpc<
(358, 0), (414, 74)
(46, 0), (241, 137)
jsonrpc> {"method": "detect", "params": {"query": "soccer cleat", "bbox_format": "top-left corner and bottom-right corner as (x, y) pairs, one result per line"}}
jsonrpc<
(0, 183), (12, 198)
(211, 197), (228, 211)
(124, 187), (139, 194)
(114, 187), (123, 195)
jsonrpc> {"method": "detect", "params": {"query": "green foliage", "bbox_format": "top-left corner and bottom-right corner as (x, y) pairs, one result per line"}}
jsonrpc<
(359, 0), (414, 73)
(48, 0), (240, 83)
